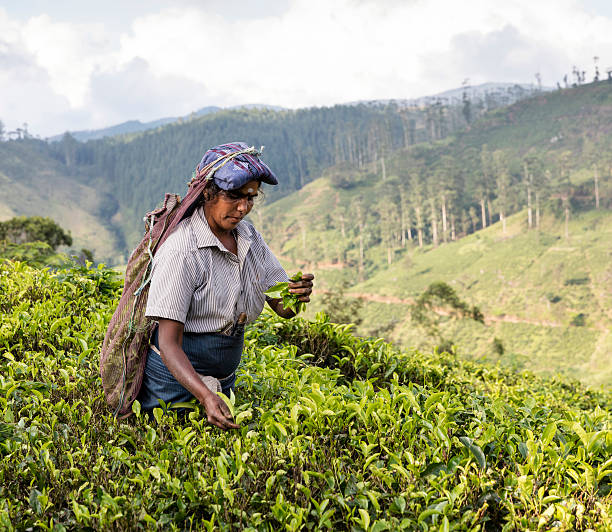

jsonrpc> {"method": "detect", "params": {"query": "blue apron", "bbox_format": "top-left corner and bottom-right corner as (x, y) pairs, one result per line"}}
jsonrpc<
(137, 327), (243, 410)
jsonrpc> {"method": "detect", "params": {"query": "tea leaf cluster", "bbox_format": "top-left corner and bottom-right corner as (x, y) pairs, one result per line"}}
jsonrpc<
(264, 272), (306, 314)
(0, 261), (610, 530)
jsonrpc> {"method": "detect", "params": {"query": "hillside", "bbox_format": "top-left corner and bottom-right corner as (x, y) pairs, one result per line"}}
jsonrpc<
(255, 82), (612, 389)
(0, 82), (579, 263)
(45, 106), (287, 142)
(1, 82), (610, 387)
(355, 208), (612, 388)
(257, 173), (612, 388)
(258, 83), (612, 274)
(0, 140), (124, 263)
(52, 82), (535, 142)
(1, 82), (535, 261)
(0, 261), (610, 529)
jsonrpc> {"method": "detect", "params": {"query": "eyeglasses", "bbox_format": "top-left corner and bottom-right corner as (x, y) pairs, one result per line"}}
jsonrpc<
(221, 190), (259, 204)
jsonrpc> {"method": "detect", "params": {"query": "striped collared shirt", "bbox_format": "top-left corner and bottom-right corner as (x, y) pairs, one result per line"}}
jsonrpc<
(145, 206), (288, 332)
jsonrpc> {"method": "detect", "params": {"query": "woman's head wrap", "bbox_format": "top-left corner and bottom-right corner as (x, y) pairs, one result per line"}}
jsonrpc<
(157, 142), (278, 248)
(195, 141), (278, 190)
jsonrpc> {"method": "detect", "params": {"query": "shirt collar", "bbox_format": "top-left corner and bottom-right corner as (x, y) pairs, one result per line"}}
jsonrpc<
(192, 207), (252, 262)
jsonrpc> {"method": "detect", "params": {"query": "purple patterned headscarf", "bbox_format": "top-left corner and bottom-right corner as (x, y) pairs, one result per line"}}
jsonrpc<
(195, 141), (278, 190)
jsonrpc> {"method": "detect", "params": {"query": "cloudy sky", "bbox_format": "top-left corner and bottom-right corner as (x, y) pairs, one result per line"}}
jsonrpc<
(1, 0), (611, 137)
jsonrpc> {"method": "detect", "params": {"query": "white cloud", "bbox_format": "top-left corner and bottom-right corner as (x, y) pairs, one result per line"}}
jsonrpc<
(1, 1), (612, 137)
(88, 57), (211, 125)
(19, 15), (112, 107)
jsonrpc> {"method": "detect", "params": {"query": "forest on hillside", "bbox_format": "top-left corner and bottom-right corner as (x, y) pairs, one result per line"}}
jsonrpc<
(1, 81), (611, 269)
(259, 82), (612, 278)
(0, 83), (540, 254)
(245, 82), (612, 387)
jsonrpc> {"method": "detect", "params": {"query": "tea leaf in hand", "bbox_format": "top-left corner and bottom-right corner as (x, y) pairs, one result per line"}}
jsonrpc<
(264, 282), (289, 300)
(265, 273), (306, 314)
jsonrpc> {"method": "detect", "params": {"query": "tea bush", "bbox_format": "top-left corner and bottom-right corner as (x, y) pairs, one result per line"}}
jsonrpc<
(0, 261), (610, 530)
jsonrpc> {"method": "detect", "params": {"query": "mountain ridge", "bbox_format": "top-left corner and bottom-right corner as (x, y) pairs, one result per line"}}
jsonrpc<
(46, 104), (286, 142)
(44, 81), (537, 142)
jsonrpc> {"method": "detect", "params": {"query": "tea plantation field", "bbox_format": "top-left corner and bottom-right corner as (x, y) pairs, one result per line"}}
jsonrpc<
(0, 261), (611, 530)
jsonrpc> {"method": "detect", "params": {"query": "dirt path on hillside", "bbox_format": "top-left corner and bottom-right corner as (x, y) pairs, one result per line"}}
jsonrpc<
(344, 290), (565, 328)
(346, 291), (413, 305)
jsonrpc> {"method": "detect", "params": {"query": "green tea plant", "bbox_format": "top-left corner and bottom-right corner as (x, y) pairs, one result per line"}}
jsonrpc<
(264, 272), (307, 314)
(0, 260), (610, 530)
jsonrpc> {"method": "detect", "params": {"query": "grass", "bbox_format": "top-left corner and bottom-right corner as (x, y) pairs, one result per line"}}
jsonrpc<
(306, 207), (612, 389)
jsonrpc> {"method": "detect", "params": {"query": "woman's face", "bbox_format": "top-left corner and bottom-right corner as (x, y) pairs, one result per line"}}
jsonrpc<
(204, 179), (260, 235)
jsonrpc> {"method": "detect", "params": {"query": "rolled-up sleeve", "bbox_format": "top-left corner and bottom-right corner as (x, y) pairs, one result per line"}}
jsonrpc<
(145, 248), (200, 323)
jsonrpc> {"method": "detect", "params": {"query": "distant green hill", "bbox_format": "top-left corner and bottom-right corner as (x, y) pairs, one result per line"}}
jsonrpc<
(1, 81), (611, 386)
(0, 140), (124, 263)
(255, 81), (612, 388)
(355, 208), (612, 388)
(0, 81), (568, 263)
(256, 173), (611, 387)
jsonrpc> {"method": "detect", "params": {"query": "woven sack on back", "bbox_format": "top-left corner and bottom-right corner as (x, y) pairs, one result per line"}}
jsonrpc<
(100, 193), (183, 415)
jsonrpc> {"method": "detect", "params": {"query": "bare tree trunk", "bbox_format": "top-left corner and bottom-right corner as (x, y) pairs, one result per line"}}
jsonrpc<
(525, 163), (532, 229)
(564, 197), (570, 239)
(381, 209), (393, 265)
(480, 198), (487, 230)
(450, 212), (456, 241)
(431, 198), (439, 246)
(527, 186), (533, 228)
(400, 204), (406, 248)
(487, 198), (493, 226)
(297, 152), (304, 188)
(415, 206), (423, 248)
(399, 188), (408, 247)
(594, 166), (600, 209)
(535, 191), (541, 228)
(339, 213), (346, 238)
(441, 194), (448, 243)
(334, 135), (342, 165)
(381, 156), (386, 181)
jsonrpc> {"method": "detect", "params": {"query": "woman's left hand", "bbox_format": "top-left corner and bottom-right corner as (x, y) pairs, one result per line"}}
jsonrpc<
(288, 273), (314, 302)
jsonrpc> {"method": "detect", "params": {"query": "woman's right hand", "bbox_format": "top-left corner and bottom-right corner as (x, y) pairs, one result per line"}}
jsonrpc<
(158, 318), (239, 430)
(202, 391), (239, 430)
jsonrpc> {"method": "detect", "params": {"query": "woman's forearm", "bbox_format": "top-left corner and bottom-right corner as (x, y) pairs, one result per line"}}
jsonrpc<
(266, 297), (296, 318)
(158, 340), (215, 404)
(157, 318), (238, 429)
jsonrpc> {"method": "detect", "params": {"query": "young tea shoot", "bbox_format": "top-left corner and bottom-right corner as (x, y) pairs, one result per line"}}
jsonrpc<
(264, 271), (306, 314)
